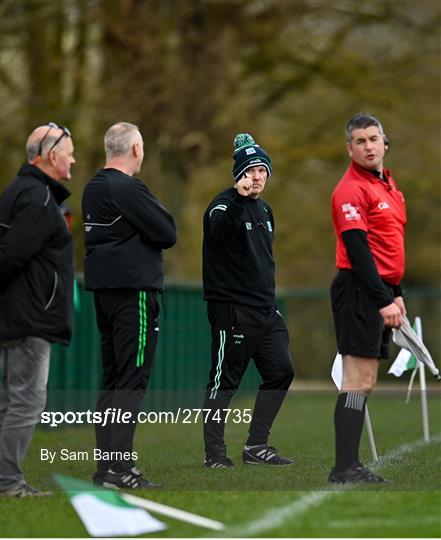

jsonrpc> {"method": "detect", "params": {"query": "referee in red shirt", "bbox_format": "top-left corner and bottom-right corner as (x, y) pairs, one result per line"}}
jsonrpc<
(329, 113), (407, 483)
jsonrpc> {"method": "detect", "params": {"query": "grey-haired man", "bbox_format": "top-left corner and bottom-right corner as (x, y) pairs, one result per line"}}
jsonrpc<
(82, 122), (176, 489)
(0, 123), (75, 497)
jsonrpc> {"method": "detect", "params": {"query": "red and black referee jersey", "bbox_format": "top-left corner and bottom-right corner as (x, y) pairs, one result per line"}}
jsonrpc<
(331, 161), (407, 285)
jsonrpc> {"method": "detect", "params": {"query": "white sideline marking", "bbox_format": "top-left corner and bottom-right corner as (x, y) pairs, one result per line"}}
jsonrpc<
(329, 516), (440, 529)
(223, 434), (441, 537)
(122, 493), (224, 531)
(373, 433), (441, 469)
(223, 491), (333, 537)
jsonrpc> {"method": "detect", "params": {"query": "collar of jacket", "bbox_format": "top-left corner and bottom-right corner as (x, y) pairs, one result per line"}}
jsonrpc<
(17, 163), (71, 204)
(350, 160), (392, 184)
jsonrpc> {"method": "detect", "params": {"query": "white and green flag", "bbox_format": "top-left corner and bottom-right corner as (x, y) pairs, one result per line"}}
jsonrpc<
(54, 475), (166, 537)
(388, 348), (417, 377)
(391, 316), (440, 379)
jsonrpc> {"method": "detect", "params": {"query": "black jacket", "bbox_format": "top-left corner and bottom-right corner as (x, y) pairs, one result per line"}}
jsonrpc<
(82, 168), (177, 291)
(203, 187), (276, 308)
(0, 164), (73, 344)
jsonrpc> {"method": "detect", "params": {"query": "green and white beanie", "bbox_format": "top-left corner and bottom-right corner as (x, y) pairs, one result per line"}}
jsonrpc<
(232, 133), (272, 181)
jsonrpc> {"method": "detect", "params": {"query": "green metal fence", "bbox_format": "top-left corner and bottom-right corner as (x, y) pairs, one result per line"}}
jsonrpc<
(47, 280), (441, 412)
(47, 281), (282, 412)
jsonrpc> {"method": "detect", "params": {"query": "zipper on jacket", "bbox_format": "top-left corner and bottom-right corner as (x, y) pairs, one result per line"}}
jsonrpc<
(44, 272), (58, 310)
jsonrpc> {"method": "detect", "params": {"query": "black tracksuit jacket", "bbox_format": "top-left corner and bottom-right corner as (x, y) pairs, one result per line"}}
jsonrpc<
(82, 168), (177, 290)
(0, 164), (73, 344)
(203, 187), (276, 308)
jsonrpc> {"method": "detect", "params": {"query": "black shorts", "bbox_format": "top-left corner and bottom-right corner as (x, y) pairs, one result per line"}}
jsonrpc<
(330, 270), (392, 359)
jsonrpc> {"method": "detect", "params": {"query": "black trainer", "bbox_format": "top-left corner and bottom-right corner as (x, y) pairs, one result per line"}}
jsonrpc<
(328, 463), (386, 484)
(242, 445), (294, 465)
(102, 467), (162, 489)
(0, 483), (51, 498)
(204, 456), (234, 469)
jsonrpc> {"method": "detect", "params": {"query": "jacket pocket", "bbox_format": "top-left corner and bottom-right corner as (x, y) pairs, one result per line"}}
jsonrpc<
(44, 272), (58, 311)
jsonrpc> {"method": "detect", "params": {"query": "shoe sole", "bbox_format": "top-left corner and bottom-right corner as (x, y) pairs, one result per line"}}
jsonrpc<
(102, 480), (162, 489)
(328, 476), (387, 484)
(0, 487), (52, 497)
(328, 478), (347, 484)
(204, 464), (234, 469)
(0, 491), (52, 497)
(243, 459), (294, 465)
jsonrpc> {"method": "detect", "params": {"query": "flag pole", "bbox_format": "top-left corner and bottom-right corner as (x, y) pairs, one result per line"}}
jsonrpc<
(364, 405), (378, 462)
(415, 316), (430, 443)
(122, 493), (225, 530)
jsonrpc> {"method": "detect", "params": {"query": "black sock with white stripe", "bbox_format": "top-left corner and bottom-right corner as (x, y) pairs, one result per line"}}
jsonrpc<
(334, 392), (366, 471)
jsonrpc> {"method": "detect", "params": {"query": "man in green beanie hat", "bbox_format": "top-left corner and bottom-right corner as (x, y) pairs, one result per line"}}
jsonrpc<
(201, 133), (295, 468)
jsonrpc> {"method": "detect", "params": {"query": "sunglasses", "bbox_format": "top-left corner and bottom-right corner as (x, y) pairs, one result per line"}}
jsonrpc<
(38, 122), (71, 157)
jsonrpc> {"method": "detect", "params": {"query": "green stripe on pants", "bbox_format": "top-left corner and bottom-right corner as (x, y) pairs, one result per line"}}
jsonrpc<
(136, 291), (147, 367)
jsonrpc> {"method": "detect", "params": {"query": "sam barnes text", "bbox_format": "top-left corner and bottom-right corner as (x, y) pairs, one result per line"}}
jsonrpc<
(40, 449), (138, 463)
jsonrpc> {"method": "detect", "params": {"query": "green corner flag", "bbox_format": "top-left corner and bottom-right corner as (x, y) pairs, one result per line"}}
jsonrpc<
(388, 348), (417, 377)
(54, 475), (166, 537)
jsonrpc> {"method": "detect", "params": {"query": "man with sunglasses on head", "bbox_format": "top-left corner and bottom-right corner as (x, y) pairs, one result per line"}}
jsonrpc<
(0, 123), (75, 497)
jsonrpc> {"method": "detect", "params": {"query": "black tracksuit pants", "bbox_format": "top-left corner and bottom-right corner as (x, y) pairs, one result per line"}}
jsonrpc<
(202, 302), (295, 458)
(93, 289), (159, 475)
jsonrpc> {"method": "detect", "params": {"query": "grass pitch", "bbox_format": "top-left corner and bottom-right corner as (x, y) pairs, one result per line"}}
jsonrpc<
(0, 388), (440, 538)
